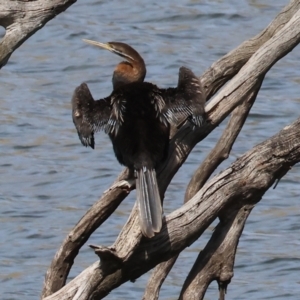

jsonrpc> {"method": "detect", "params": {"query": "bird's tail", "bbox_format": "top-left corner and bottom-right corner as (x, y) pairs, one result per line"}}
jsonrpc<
(136, 167), (162, 238)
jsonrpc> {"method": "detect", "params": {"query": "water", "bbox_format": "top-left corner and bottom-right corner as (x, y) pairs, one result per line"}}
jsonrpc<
(1, 0), (299, 299)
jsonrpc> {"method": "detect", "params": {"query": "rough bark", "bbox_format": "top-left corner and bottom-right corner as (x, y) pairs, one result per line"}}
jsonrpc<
(184, 80), (262, 202)
(201, 0), (300, 99)
(42, 169), (134, 297)
(145, 83), (260, 300)
(177, 86), (262, 300)
(143, 90), (262, 300)
(179, 204), (254, 300)
(143, 256), (178, 300)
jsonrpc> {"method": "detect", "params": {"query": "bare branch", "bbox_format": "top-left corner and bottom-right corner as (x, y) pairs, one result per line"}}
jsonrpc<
(205, 9), (300, 123)
(0, 0), (77, 68)
(142, 256), (178, 300)
(178, 84), (262, 300)
(179, 204), (254, 300)
(202, 0), (300, 100)
(1, 0), (298, 298)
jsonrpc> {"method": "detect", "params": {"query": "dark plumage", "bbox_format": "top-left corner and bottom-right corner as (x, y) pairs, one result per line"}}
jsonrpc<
(72, 40), (205, 237)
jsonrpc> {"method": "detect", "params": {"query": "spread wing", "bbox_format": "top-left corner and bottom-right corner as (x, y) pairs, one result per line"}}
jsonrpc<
(71, 83), (111, 149)
(163, 66), (206, 127)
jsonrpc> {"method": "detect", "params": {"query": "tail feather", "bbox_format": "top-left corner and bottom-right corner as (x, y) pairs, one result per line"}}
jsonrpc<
(136, 168), (162, 238)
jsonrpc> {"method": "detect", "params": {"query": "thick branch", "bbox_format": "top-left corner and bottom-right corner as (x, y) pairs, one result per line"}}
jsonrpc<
(177, 10), (300, 293)
(178, 85), (262, 300)
(0, 0), (77, 68)
(205, 9), (300, 123)
(44, 117), (300, 300)
(201, 0), (300, 100)
(142, 94), (260, 300)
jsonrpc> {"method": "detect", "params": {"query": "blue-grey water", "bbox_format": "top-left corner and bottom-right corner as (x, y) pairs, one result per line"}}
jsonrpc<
(1, 0), (299, 299)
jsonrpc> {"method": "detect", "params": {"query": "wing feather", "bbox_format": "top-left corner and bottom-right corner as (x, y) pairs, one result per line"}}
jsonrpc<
(163, 66), (206, 127)
(71, 83), (111, 148)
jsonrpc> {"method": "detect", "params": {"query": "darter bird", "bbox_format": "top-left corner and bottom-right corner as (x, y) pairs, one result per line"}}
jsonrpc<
(72, 40), (205, 237)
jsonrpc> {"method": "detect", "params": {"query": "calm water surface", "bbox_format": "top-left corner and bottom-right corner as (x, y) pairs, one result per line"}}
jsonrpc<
(1, 0), (300, 299)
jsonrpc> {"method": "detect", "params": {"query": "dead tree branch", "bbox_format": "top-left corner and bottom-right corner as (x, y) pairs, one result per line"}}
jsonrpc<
(145, 82), (262, 300)
(177, 84), (262, 300)
(179, 204), (254, 300)
(184, 82), (262, 202)
(42, 169), (134, 297)
(0, 0), (77, 68)
(202, 0), (300, 99)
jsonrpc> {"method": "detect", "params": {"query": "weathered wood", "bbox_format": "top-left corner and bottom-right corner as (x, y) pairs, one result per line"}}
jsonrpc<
(144, 82), (260, 300)
(205, 9), (300, 123)
(201, 0), (300, 100)
(142, 92), (261, 300)
(177, 86), (261, 300)
(143, 255), (178, 300)
(43, 117), (300, 300)
(0, 0), (77, 68)
(179, 204), (254, 300)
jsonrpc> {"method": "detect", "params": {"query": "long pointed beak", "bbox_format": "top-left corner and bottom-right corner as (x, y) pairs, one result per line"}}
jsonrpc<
(82, 39), (135, 62)
(82, 39), (113, 51)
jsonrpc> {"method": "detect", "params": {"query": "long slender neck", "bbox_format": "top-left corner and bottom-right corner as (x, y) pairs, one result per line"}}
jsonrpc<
(112, 59), (146, 90)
